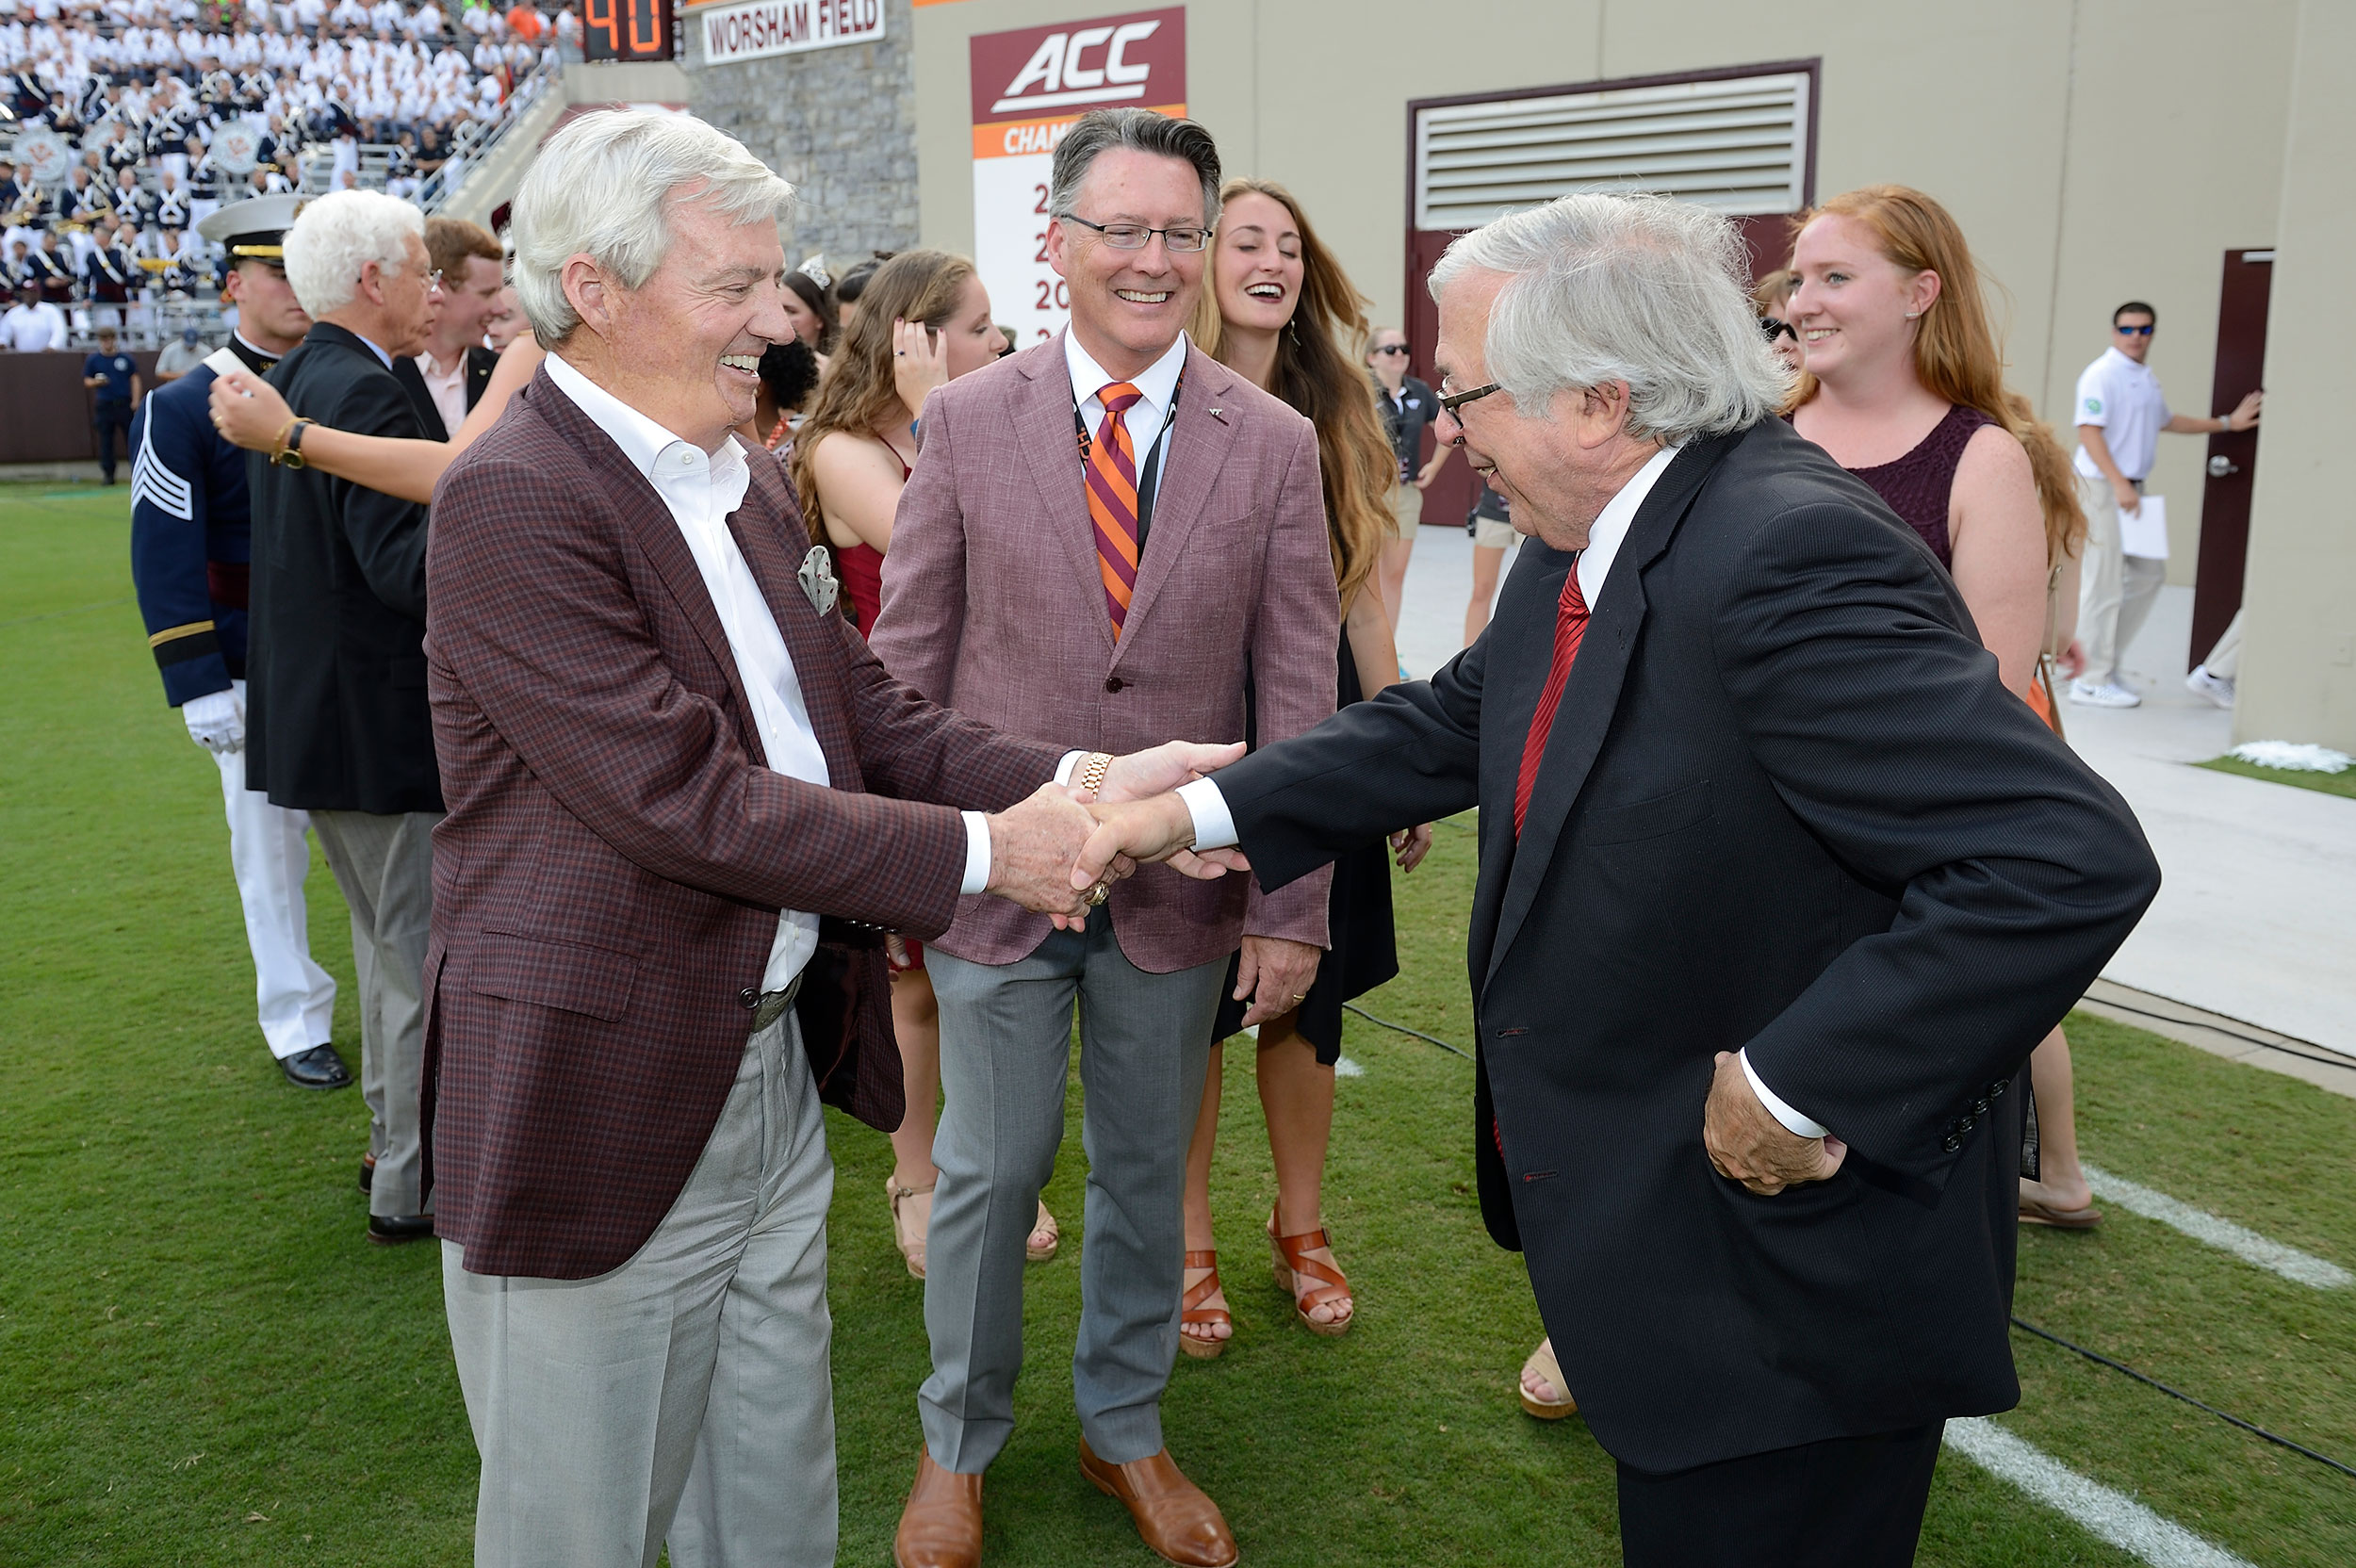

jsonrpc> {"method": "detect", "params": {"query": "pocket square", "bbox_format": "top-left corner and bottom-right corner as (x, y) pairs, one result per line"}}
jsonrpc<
(798, 546), (840, 617)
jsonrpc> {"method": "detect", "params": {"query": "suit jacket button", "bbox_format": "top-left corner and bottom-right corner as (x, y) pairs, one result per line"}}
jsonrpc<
(1104, 676), (1124, 693)
(1941, 1135), (1962, 1152)
(1957, 1114), (1976, 1133)
(738, 987), (759, 1008)
(1989, 1079), (2007, 1098)
(1972, 1097), (1990, 1116)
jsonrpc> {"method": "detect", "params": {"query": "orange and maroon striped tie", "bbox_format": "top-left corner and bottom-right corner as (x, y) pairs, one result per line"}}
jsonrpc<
(1087, 382), (1146, 637)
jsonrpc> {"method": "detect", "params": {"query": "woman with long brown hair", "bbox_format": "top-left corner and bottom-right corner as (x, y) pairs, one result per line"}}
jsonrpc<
(791, 248), (1062, 1278)
(1175, 177), (1432, 1356)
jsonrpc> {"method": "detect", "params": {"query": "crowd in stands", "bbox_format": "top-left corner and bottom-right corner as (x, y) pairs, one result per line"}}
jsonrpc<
(0, 0), (578, 344)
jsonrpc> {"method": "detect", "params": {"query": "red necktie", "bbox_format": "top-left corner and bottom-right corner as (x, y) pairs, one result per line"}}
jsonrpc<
(1513, 564), (1591, 838)
(1086, 382), (1145, 638)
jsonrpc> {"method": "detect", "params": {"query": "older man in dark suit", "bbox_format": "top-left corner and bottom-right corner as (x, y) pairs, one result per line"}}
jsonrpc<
(246, 188), (445, 1243)
(424, 110), (1235, 1568)
(1080, 193), (2162, 1568)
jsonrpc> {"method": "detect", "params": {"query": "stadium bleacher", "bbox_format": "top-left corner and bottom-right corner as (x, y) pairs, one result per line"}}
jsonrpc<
(1, 0), (577, 346)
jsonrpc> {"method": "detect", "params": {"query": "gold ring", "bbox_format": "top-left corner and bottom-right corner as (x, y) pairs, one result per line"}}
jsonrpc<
(1087, 881), (1109, 906)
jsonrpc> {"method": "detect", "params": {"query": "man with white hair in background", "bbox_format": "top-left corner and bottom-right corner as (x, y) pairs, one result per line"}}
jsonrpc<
(244, 187), (445, 1243)
(1076, 192), (2164, 1566)
(422, 109), (1236, 1568)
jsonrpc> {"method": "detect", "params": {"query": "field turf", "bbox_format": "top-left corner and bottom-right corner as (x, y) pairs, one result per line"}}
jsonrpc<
(4, 481), (2350, 1564)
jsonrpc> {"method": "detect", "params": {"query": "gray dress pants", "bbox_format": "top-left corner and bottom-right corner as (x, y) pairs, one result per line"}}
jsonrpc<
(443, 1013), (837, 1568)
(308, 807), (439, 1217)
(920, 920), (1227, 1473)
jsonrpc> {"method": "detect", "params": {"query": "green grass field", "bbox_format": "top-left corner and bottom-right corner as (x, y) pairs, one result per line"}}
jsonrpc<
(5, 480), (2352, 1564)
(2199, 756), (2356, 802)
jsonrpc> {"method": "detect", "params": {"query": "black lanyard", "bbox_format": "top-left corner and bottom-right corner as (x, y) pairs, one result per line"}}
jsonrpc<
(1072, 367), (1183, 543)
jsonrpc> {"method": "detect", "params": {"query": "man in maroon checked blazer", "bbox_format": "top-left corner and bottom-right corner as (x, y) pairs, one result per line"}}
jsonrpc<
(421, 112), (1238, 1568)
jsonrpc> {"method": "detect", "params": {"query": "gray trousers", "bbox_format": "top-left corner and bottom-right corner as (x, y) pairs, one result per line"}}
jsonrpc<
(2074, 470), (2168, 684)
(920, 922), (1226, 1473)
(443, 1014), (837, 1568)
(309, 808), (439, 1217)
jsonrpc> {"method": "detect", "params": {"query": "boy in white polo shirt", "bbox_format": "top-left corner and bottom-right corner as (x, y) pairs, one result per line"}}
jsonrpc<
(2070, 300), (2262, 708)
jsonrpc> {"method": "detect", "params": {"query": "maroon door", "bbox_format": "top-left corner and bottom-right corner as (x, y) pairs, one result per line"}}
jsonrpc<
(2188, 248), (2272, 668)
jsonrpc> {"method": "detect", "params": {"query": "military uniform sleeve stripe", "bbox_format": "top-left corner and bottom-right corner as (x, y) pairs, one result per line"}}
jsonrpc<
(131, 418), (194, 521)
(149, 619), (217, 646)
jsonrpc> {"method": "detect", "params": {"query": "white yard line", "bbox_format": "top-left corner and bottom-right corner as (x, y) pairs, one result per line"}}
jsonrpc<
(2083, 1164), (2352, 1289)
(1945, 1418), (2254, 1568)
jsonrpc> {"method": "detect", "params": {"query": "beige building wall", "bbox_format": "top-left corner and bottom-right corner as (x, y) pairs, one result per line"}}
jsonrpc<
(913, 0), (2292, 580)
(2233, 0), (2356, 751)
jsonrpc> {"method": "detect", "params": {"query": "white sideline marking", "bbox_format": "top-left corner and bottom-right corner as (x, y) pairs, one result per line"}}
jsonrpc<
(2083, 1164), (2352, 1289)
(1946, 1418), (2254, 1568)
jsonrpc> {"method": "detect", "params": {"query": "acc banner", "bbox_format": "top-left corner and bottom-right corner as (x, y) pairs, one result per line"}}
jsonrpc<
(968, 7), (1185, 347)
(695, 0), (883, 66)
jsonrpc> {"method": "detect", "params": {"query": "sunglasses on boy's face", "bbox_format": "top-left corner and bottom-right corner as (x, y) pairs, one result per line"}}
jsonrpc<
(1760, 317), (1797, 343)
(1373, 343), (1411, 356)
(2115, 322), (2154, 337)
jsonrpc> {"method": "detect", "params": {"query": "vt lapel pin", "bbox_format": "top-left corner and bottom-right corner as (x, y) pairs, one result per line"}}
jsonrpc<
(797, 546), (840, 616)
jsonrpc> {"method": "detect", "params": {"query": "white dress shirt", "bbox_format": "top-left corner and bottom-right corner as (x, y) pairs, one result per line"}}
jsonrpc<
(1064, 328), (1186, 492)
(2070, 346), (2171, 483)
(413, 343), (468, 438)
(544, 351), (1000, 991)
(1174, 440), (1834, 1137)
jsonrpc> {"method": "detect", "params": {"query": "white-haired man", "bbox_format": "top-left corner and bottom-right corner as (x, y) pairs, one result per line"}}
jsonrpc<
(246, 188), (445, 1242)
(1077, 193), (2163, 1566)
(422, 109), (1237, 1568)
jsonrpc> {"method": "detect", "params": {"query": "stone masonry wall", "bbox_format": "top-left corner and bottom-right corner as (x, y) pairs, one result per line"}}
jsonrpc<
(681, 0), (920, 269)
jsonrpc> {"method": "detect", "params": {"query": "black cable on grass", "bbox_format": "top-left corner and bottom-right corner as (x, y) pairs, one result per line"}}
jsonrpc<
(2079, 998), (2356, 1073)
(1342, 1003), (1471, 1059)
(2010, 1316), (2356, 1481)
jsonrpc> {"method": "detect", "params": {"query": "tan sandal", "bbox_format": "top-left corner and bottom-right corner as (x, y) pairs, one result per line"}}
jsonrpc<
(1179, 1250), (1232, 1360)
(1268, 1208), (1353, 1336)
(1026, 1200), (1059, 1263)
(886, 1176), (934, 1279)
(1519, 1338), (1578, 1420)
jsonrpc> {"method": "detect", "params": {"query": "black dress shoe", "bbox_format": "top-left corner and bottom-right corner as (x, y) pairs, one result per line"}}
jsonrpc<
(368, 1213), (436, 1246)
(358, 1152), (375, 1193)
(281, 1043), (352, 1089)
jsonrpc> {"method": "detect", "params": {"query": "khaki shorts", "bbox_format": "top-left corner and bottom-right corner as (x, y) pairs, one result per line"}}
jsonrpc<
(1472, 514), (1516, 550)
(1385, 483), (1424, 537)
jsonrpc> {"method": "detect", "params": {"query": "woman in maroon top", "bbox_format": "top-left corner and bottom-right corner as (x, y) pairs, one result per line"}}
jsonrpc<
(1787, 187), (2102, 1230)
(793, 250), (1063, 1275)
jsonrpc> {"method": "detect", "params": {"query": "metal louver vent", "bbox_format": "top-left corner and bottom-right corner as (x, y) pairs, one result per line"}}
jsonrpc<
(1416, 72), (1809, 231)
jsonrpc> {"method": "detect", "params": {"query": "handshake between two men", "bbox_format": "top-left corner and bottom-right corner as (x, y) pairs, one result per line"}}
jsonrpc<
(978, 737), (1249, 917)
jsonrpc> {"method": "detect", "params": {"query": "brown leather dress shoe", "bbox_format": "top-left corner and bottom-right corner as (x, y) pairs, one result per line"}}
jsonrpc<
(893, 1450), (984, 1568)
(1078, 1438), (1238, 1567)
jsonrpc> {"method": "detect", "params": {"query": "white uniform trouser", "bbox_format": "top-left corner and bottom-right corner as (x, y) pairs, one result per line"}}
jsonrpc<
(443, 1012), (838, 1568)
(2202, 608), (2245, 680)
(212, 681), (336, 1060)
(2074, 470), (2167, 685)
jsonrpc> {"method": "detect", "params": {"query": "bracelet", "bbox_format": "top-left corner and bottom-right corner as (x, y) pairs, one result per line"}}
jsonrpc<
(1076, 751), (1114, 795)
(270, 418), (311, 469)
(267, 416), (298, 462)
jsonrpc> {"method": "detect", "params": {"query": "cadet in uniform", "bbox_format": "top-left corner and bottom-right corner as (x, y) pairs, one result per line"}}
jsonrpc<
(129, 194), (347, 1091)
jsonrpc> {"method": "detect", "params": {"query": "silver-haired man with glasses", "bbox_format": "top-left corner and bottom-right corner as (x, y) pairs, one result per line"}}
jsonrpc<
(1074, 191), (2161, 1566)
(872, 106), (1340, 1568)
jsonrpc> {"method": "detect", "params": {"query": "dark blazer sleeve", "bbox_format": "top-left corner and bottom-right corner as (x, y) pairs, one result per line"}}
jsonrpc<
(315, 361), (433, 619)
(1712, 500), (2161, 1184)
(1215, 632), (1488, 890)
(428, 454), (978, 938)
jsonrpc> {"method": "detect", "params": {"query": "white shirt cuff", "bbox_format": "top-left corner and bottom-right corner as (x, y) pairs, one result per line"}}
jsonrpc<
(1053, 748), (1088, 786)
(959, 810), (991, 896)
(1741, 1049), (1830, 1139)
(1176, 776), (1238, 851)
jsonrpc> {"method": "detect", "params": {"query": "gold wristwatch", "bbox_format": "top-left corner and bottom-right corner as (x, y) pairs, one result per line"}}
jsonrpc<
(1076, 751), (1114, 795)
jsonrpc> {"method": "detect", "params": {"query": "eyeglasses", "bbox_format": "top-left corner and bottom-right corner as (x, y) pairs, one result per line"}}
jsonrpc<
(1059, 215), (1212, 253)
(2116, 322), (2153, 336)
(1373, 343), (1411, 356)
(1437, 381), (1502, 416)
(1761, 317), (1796, 343)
